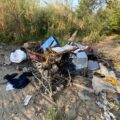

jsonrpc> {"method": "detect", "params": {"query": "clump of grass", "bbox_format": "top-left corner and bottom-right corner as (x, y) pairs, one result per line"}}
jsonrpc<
(47, 107), (72, 120)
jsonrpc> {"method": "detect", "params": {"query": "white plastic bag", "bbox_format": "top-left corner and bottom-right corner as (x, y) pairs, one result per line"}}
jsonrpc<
(10, 49), (27, 63)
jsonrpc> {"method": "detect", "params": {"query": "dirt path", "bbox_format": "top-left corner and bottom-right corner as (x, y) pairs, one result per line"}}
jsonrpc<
(93, 35), (120, 69)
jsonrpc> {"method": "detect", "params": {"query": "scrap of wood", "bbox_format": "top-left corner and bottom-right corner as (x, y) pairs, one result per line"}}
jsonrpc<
(52, 45), (78, 54)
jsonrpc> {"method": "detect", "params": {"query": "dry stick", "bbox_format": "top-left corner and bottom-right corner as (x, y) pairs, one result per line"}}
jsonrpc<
(32, 72), (51, 95)
(37, 62), (53, 98)
(33, 66), (53, 98)
(41, 75), (53, 98)
(67, 69), (72, 86)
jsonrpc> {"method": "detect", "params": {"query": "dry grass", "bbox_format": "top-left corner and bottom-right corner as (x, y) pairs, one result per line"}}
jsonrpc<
(0, 0), (82, 43)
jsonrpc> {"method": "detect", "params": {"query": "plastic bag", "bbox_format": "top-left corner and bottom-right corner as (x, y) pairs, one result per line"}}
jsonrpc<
(10, 49), (27, 63)
(92, 75), (115, 94)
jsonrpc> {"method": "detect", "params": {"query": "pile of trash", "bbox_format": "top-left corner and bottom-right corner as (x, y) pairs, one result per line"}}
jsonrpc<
(3, 36), (120, 119)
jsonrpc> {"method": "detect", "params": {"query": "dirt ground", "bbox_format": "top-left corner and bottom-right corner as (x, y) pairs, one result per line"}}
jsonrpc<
(0, 37), (120, 120)
(93, 35), (120, 69)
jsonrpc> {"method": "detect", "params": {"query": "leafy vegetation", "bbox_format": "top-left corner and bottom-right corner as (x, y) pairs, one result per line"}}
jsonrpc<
(0, 0), (120, 43)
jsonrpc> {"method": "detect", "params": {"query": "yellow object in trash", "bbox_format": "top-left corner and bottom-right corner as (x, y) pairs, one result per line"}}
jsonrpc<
(103, 77), (118, 85)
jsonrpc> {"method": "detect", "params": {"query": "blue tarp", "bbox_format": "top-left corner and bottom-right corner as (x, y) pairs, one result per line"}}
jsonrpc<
(41, 36), (60, 51)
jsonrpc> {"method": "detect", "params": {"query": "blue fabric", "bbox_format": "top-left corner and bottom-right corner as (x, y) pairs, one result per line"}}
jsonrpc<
(41, 36), (60, 50)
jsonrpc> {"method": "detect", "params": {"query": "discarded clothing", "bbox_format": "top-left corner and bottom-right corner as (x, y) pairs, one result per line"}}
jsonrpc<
(4, 72), (33, 89)
(10, 48), (27, 63)
(41, 36), (60, 51)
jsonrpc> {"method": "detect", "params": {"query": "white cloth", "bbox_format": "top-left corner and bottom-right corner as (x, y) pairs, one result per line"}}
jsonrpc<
(6, 83), (14, 91)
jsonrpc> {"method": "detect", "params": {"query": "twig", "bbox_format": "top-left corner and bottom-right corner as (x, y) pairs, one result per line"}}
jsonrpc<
(67, 69), (72, 86)
(32, 72), (51, 95)
(42, 75), (53, 98)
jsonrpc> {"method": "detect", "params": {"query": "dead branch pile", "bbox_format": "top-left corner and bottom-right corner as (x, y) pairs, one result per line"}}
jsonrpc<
(28, 46), (78, 98)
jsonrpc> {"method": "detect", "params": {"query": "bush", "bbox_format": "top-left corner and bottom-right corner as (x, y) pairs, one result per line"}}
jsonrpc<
(0, 0), (81, 43)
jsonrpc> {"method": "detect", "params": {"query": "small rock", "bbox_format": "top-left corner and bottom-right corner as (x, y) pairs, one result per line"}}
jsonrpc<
(4, 55), (11, 65)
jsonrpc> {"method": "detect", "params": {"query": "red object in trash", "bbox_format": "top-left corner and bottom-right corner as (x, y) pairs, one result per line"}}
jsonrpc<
(29, 54), (39, 61)
(86, 47), (94, 53)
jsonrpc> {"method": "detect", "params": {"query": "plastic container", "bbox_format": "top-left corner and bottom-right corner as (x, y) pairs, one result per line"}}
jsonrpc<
(41, 36), (60, 51)
(70, 49), (88, 70)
